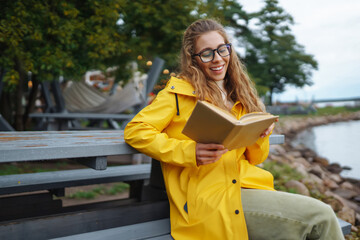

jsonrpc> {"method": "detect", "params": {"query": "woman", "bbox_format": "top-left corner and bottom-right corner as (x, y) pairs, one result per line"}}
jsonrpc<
(124, 19), (344, 240)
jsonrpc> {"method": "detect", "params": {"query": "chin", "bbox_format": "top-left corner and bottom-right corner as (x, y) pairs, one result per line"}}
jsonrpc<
(209, 74), (226, 82)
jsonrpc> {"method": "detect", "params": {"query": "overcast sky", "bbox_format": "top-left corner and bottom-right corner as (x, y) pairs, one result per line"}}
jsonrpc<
(240, 0), (360, 102)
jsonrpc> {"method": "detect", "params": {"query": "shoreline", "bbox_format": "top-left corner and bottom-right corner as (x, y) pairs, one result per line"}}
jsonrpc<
(269, 111), (360, 235)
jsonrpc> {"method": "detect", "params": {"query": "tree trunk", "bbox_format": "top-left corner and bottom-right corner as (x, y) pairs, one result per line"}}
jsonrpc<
(23, 74), (39, 130)
(0, 71), (14, 128)
(14, 58), (26, 131)
(269, 88), (274, 106)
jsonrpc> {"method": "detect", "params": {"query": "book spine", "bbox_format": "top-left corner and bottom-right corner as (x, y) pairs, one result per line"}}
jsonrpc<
(222, 126), (245, 150)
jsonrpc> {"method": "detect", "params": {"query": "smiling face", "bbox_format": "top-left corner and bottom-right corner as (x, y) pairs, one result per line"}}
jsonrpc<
(194, 31), (230, 82)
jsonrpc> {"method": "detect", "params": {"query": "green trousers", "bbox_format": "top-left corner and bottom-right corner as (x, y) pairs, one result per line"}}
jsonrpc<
(241, 189), (345, 240)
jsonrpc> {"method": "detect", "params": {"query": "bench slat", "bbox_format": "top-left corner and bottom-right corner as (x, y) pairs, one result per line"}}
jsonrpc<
(29, 112), (136, 120)
(52, 218), (171, 240)
(51, 218), (350, 239)
(146, 235), (173, 240)
(0, 132), (284, 163)
(0, 164), (151, 195)
(338, 218), (352, 235)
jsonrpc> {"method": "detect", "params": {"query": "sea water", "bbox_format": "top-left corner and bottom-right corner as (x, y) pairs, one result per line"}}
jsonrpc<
(292, 120), (360, 179)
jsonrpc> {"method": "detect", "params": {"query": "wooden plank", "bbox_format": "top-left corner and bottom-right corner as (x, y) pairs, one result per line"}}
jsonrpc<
(0, 192), (62, 221)
(0, 164), (151, 195)
(29, 112), (136, 120)
(146, 235), (173, 240)
(338, 218), (351, 235)
(0, 131), (283, 163)
(0, 201), (170, 240)
(76, 156), (107, 170)
(52, 218), (171, 240)
(0, 130), (138, 163)
(269, 134), (284, 145)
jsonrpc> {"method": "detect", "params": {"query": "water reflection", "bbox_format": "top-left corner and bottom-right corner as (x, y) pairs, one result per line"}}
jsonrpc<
(293, 120), (360, 179)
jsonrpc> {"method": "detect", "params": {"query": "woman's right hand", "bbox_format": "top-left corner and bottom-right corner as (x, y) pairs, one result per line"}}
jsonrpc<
(196, 143), (228, 166)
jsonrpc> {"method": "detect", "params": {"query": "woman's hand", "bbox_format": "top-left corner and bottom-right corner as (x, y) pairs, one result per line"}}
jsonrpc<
(260, 119), (279, 138)
(196, 143), (228, 166)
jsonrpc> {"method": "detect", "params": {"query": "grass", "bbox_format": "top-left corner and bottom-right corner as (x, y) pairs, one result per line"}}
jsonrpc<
(262, 161), (304, 193)
(0, 162), (69, 176)
(67, 183), (130, 199)
(314, 106), (360, 116)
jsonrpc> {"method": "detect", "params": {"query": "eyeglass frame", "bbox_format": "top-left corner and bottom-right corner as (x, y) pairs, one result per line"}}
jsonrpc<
(192, 43), (232, 63)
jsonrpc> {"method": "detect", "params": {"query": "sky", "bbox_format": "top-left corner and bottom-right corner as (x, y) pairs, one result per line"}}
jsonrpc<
(240, 0), (360, 102)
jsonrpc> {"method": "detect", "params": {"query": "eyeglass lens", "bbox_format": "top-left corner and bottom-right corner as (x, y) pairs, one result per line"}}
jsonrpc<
(200, 44), (230, 63)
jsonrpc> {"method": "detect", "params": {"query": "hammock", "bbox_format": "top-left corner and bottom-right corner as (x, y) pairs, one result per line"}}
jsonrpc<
(63, 72), (147, 114)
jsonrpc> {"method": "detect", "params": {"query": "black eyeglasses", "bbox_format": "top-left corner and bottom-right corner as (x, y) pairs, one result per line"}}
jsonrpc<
(192, 43), (232, 63)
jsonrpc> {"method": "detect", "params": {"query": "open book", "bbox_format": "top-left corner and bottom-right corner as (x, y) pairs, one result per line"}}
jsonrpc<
(182, 101), (279, 150)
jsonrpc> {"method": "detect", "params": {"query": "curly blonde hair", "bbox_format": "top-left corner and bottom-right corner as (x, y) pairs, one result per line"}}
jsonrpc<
(179, 19), (264, 113)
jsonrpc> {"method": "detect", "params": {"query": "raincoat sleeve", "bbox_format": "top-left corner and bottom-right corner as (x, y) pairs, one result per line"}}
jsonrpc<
(244, 134), (270, 165)
(124, 89), (197, 168)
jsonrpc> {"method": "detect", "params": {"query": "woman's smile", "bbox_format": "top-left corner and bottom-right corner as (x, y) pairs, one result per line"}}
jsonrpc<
(195, 31), (230, 82)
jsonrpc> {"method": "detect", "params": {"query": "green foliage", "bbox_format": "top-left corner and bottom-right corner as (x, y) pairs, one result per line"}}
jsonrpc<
(0, 0), (320, 129)
(240, 0), (318, 104)
(262, 160), (303, 192)
(67, 183), (129, 199)
(314, 106), (360, 116)
(0, 164), (59, 176)
(0, 0), (126, 87)
(118, 0), (203, 72)
(68, 191), (97, 199)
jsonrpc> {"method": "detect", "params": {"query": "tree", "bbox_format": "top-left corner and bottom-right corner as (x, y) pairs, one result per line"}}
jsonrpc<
(117, 0), (203, 70)
(0, 0), (126, 130)
(242, 0), (318, 104)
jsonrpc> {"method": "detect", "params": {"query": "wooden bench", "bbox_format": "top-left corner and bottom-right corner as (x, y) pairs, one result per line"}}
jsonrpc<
(0, 132), (351, 239)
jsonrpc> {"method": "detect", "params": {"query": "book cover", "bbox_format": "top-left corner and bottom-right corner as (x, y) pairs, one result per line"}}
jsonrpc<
(182, 101), (278, 150)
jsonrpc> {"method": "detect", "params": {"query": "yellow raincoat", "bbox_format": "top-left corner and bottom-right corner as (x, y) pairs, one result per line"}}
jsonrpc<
(124, 76), (274, 240)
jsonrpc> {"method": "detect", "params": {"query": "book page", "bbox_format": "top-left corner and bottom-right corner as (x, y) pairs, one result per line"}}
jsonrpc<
(224, 117), (277, 150)
(200, 101), (237, 123)
(237, 112), (277, 124)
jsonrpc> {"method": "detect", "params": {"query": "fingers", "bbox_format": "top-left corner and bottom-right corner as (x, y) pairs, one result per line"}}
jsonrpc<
(260, 123), (275, 138)
(196, 143), (228, 166)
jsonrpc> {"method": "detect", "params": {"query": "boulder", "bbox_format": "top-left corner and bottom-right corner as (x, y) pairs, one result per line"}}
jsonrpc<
(323, 177), (339, 190)
(285, 180), (310, 196)
(292, 157), (311, 168)
(337, 206), (356, 225)
(286, 151), (302, 158)
(270, 145), (286, 155)
(291, 162), (308, 177)
(328, 173), (343, 183)
(332, 188), (358, 200)
(340, 181), (354, 190)
(313, 156), (329, 167)
(323, 197), (343, 212)
(326, 163), (343, 174)
(309, 164), (326, 179)
(302, 173), (325, 193)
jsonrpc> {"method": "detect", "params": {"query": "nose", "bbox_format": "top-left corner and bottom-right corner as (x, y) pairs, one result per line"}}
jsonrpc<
(212, 51), (222, 62)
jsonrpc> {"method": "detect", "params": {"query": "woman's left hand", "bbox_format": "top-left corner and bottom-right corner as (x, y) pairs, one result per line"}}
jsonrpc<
(260, 119), (278, 138)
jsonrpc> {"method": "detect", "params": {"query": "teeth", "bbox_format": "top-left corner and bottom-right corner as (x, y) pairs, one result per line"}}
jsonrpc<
(211, 66), (223, 71)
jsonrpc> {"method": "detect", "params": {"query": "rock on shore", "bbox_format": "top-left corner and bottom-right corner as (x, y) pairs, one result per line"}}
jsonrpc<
(270, 111), (360, 236)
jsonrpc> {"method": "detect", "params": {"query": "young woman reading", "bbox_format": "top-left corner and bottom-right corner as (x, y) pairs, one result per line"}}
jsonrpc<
(124, 19), (344, 240)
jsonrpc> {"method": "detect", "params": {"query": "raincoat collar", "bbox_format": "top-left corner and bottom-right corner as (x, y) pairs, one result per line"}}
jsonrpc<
(165, 77), (196, 97)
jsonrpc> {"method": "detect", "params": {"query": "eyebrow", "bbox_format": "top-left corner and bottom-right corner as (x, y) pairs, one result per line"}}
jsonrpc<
(197, 43), (226, 53)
